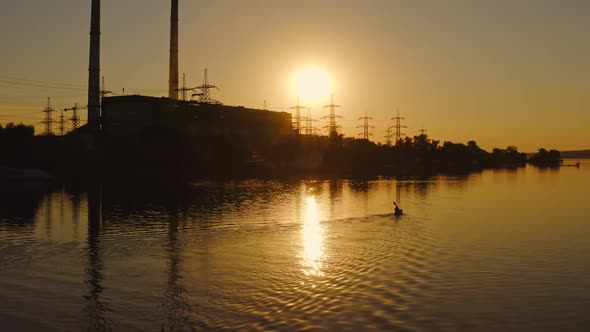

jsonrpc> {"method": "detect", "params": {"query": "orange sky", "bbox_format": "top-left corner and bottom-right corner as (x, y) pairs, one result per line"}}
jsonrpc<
(1, 0), (589, 151)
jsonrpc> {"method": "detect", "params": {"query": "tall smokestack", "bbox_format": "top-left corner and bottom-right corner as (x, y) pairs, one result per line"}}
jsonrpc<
(169, 0), (179, 100)
(87, 0), (101, 126)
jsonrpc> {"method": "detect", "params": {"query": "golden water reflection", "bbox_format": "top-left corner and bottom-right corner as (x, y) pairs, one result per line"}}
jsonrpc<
(300, 196), (325, 279)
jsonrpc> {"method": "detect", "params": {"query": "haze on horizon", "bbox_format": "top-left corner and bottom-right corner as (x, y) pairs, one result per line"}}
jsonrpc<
(1, 0), (589, 152)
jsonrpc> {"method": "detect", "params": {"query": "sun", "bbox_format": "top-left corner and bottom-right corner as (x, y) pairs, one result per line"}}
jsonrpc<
(292, 67), (333, 104)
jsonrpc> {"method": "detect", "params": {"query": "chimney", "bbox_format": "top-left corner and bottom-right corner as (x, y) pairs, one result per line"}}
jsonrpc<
(87, 0), (101, 125)
(169, 0), (179, 100)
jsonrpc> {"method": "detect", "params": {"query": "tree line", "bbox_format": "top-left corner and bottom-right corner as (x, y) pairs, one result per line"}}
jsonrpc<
(0, 122), (562, 179)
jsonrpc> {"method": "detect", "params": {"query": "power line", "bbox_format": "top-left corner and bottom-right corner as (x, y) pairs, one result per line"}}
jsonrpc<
(0, 99), (46, 106)
(0, 94), (87, 99)
(0, 76), (166, 95)
(0, 84), (28, 90)
(0, 80), (87, 91)
(0, 115), (44, 120)
(0, 76), (87, 88)
(0, 111), (43, 114)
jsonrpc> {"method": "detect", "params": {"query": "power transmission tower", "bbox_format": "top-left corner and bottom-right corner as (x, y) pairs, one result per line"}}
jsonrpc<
(57, 109), (67, 136)
(304, 109), (312, 136)
(357, 110), (374, 140)
(290, 97), (307, 134)
(322, 94), (342, 138)
(64, 103), (87, 131)
(193, 68), (218, 103)
(41, 97), (56, 135)
(302, 109), (319, 136)
(391, 108), (407, 144)
(178, 73), (198, 102)
(384, 126), (394, 146)
(418, 123), (428, 136)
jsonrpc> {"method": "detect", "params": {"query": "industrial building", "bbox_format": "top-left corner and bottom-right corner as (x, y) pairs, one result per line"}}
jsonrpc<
(102, 95), (293, 145)
(79, 0), (295, 159)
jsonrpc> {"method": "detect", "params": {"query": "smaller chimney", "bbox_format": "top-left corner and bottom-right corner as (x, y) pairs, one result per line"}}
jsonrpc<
(87, 0), (101, 125)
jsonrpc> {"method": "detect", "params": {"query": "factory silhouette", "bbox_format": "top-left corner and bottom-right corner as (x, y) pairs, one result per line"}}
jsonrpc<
(0, 0), (562, 182)
(87, 0), (294, 145)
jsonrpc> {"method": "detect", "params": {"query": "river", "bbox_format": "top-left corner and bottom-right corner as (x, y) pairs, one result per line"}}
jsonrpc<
(1, 161), (589, 331)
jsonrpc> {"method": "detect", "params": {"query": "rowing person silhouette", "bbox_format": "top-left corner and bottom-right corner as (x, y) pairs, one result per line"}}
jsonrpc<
(393, 201), (403, 216)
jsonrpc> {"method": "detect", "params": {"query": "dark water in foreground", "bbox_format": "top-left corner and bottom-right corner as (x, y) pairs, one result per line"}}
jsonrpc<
(1, 161), (590, 331)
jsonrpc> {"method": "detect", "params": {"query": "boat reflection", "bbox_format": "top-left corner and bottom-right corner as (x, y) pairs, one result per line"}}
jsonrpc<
(300, 195), (325, 279)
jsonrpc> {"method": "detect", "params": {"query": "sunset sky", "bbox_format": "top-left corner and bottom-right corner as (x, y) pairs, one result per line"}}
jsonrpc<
(1, 0), (589, 151)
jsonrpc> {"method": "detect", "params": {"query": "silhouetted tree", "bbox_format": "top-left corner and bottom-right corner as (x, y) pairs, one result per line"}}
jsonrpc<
(0, 122), (36, 168)
(529, 148), (561, 167)
(491, 146), (527, 166)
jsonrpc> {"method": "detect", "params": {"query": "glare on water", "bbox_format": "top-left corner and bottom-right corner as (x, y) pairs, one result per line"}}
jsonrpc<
(300, 195), (325, 278)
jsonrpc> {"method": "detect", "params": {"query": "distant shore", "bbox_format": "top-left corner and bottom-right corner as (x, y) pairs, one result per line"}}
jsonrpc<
(558, 150), (590, 159)
(0, 122), (571, 184)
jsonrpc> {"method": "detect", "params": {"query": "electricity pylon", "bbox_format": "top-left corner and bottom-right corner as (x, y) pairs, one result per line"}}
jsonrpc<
(391, 108), (407, 144)
(418, 123), (428, 136)
(57, 109), (67, 136)
(193, 68), (218, 103)
(357, 110), (374, 140)
(64, 103), (87, 131)
(178, 73), (199, 101)
(302, 108), (319, 135)
(290, 97), (307, 134)
(322, 93), (342, 138)
(41, 97), (56, 135)
(384, 126), (394, 146)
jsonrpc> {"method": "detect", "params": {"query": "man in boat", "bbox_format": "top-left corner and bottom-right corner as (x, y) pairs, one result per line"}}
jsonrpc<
(394, 202), (402, 215)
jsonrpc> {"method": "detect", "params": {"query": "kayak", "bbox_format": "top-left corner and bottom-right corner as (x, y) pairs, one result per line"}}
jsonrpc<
(394, 209), (403, 216)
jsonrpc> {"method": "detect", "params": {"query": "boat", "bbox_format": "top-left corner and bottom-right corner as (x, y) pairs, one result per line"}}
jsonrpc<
(561, 162), (581, 167)
(393, 201), (403, 216)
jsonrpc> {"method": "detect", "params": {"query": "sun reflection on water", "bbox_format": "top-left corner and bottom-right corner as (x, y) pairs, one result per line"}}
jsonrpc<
(300, 196), (325, 278)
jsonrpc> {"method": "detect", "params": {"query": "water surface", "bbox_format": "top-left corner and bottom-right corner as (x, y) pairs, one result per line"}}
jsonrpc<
(1, 161), (590, 331)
